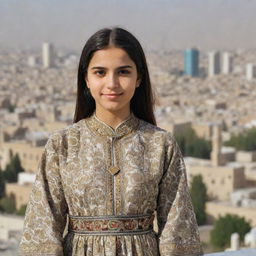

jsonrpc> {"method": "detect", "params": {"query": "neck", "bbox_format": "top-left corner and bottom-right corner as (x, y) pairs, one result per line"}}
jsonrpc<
(95, 109), (131, 129)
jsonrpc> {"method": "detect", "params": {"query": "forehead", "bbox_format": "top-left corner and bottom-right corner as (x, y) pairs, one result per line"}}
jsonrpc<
(88, 47), (134, 67)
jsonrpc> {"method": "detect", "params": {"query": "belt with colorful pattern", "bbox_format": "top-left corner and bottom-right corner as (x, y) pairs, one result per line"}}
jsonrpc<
(68, 214), (154, 235)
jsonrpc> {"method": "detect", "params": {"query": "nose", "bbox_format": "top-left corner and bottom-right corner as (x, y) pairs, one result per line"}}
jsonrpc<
(106, 72), (119, 89)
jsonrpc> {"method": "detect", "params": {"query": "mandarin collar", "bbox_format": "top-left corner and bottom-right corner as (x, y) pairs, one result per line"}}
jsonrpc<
(85, 112), (139, 137)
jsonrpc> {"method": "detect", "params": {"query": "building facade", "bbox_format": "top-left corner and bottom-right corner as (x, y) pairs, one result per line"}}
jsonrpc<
(184, 48), (199, 77)
(208, 51), (221, 77)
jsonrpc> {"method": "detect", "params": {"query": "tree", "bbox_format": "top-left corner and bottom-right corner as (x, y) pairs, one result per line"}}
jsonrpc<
(0, 196), (16, 214)
(0, 167), (5, 198)
(210, 214), (251, 249)
(8, 103), (16, 113)
(190, 175), (207, 225)
(176, 128), (212, 159)
(222, 120), (228, 132)
(225, 127), (256, 151)
(16, 204), (27, 216)
(3, 153), (25, 182)
(12, 153), (25, 174)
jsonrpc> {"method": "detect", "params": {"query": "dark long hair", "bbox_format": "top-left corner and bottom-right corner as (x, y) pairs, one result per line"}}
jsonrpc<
(73, 27), (156, 125)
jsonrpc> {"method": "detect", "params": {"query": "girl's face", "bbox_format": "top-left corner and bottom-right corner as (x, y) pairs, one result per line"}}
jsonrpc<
(86, 47), (140, 117)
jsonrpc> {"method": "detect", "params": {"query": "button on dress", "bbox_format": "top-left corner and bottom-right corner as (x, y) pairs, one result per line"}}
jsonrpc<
(19, 113), (203, 256)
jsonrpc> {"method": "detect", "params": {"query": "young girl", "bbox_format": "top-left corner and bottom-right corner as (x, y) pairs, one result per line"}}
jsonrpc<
(19, 27), (203, 256)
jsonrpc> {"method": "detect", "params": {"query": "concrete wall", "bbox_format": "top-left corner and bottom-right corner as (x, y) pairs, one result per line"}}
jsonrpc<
(6, 183), (32, 210)
(187, 164), (246, 201)
(0, 214), (24, 240)
(0, 141), (43, 173)
(206, 201), (256, 226)
(192, 123), (213, 140)
(236, 151), (256, 163)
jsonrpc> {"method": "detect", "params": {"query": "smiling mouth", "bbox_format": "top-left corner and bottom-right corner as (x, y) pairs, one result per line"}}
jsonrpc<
(103, 93), (123, 95)
(102, 93), (123, 99)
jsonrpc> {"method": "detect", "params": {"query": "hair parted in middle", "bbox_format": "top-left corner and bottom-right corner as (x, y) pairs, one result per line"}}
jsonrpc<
(73, 27), (156, 125)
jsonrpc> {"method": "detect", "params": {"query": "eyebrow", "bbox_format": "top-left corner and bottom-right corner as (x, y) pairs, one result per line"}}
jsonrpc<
(91, 65), (133, 70)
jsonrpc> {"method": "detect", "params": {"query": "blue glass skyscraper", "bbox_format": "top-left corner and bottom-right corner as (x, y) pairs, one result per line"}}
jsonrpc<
(184, 48), (199, 77)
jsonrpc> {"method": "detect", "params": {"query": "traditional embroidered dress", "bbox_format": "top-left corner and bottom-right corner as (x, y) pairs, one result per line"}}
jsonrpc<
(19, 113), (203, 256)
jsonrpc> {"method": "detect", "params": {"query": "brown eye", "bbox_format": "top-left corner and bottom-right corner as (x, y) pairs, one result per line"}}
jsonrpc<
(119, 69), (130, 75)
(95, 70), (105, 76)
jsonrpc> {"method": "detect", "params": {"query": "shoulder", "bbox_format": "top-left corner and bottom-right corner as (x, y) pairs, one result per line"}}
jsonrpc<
(138, 118), (176, 146)
(46, 119), (86, 150)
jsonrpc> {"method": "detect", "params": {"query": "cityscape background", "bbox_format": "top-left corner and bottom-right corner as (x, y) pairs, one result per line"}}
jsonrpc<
(1, 0), (256, 255)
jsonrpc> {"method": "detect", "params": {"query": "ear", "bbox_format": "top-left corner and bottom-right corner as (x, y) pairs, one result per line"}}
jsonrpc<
(136, 77), (141, 88)
(85, 75), (90, 88)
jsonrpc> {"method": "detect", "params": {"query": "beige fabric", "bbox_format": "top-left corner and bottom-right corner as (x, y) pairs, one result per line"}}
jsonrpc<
(19, 113), (203, 256)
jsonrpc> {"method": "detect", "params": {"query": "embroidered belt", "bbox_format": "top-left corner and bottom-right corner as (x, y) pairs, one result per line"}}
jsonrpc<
(68, 214), (154, 235)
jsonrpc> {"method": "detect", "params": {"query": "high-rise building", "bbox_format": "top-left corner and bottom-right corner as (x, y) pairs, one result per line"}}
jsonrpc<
(246, 63), (256, 81)
(42, 42), (54, 68)
(222, 52), (233, 74)
(208, 51), (221, 77)
(184, 48), (199, 77)
(28, 56), (37, 67)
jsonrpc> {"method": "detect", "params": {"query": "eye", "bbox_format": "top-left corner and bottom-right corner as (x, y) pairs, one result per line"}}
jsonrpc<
(118, 69), (131, 75)
(94, 70), (105, 76)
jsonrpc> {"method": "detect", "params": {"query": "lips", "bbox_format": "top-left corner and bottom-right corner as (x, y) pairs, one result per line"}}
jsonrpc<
(102, 93), (122, 96)
(102, 93), (123, 99)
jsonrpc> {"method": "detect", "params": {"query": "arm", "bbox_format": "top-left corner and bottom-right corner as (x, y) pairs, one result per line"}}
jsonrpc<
(157, 133), (203, 256)
(19, 132), (68, 256)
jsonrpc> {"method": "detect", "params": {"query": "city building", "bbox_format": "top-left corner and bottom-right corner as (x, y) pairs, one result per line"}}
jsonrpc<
(246, 63), (256, 81)
(27, 56), (37, 67)
(184, 48), (199, 77)
(42, 42), (54, 68)
(208, 51), (221, 77)
(222, 52), (233, 74)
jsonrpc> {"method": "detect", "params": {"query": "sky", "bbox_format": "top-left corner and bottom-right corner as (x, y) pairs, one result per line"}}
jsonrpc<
(0, 0), (256, 52)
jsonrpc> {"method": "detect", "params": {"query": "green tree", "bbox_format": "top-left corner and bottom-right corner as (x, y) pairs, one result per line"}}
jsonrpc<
(0, 167), (5, 198)
(210, 214), (251, 249)
(0, 196), (16, 214)
(16, 204), (27, 216)
(8, 103), (16, 113)
(12, 153), (25, 173)
(225, 127), (256, 151)
(9, 149), (13, 159)
(3, 153), (25, 182)
(190, 175), (207, 225)
(222, 120), (228, 132)
(176, 128), (212, 159)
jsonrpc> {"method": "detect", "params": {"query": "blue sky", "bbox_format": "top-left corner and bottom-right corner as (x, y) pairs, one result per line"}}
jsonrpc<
(0, 0), (255, 51)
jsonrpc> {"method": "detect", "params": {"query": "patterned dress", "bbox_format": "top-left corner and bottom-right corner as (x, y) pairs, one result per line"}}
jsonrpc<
(19, 113), (203, 256)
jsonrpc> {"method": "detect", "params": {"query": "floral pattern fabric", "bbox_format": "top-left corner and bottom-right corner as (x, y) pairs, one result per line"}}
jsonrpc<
(19, 113), (203, 256)
(68, 214), (154, 234)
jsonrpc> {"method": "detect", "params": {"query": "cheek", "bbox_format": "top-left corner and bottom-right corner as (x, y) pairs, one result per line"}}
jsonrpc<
(87, 77), (101, 89)
(121, 77), (137, 88)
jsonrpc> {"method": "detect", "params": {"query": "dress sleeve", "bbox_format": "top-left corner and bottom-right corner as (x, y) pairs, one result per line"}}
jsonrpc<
(18, 132), (68, 256)
(157, 133), (203, 256)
